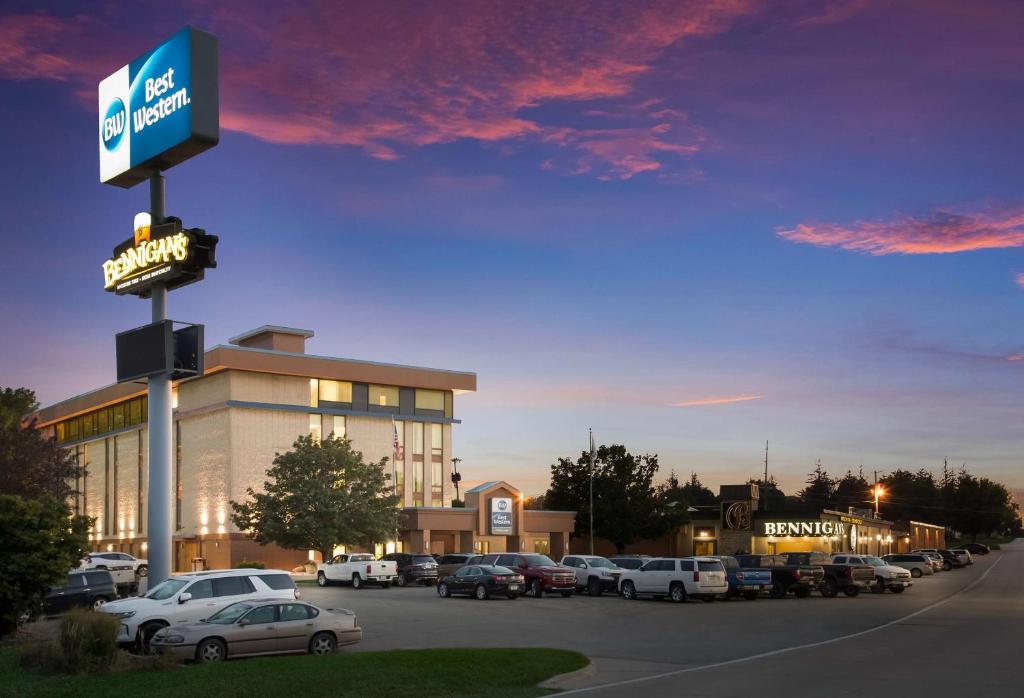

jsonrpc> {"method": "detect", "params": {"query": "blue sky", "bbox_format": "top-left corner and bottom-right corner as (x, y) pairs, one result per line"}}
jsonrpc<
(1, 1), (1022, 499)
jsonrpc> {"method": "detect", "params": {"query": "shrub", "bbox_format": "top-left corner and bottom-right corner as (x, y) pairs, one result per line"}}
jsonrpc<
(18, 640), (67, 674)
(303, 561), (318, 574)
(236, 559), (266, 569)
(59, 608), (120, 674)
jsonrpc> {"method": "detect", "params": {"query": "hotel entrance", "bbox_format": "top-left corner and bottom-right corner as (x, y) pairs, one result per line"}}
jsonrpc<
(693, 527), (717, 556)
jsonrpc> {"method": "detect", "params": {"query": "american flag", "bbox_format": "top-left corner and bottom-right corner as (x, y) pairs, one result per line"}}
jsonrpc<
(392, 418), (404, 460)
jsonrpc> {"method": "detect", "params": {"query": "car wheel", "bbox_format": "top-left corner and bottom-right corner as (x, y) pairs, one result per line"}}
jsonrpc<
(560, 590), (573, 598)
(911, 568), (922, 578)
(843, 586), (860, 597)
(92, 596), (109, 610)
(872, 577), (886, 594)
(819, 580), (838, 598)
(794, 586), (811, 599)
(475, 584), (489, 601)
(743, 590), (759, 601)
(317, 572), (329, 587)
(309, 632), (336, 656)
(943, 561), (952, 571)
(352, 574), (363, 590)
(196, 638), (227, 663)
(587, 577), (602, 597)
(396, 574), (407, 587)
(530, 579), (543, 598)
(891, 585), (905, 594)
(669, 582), (686, 603)
(621, 580), (637, 600)
(139, 622), (167, 655)
(507, 593), (518, 600)
(770, 584), (788, 599)
(137, 565), (148, 578)
(437, 582), (451, 598)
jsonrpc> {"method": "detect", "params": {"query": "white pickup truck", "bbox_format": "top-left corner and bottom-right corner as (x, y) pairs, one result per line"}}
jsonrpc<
(317, 553), (396, 589)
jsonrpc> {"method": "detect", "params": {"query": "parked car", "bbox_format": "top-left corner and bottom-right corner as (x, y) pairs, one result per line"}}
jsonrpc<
(478, 553), (576, 597)
(712, 555), (772, 600)
(318, 553), (396, 588)
(950, 549), (973, 565)
(937, 549), (966, 569)
(151, 599), (360, 662)
(881, 553), (935, 578)
(381, 553), (440, 586)
(44, 570), (118, 614)
(959, 542), (990, 556)
(832, 554), (912, 593)
(781, 552), (874, 597)
(607, 555), (650, 570)
(79, 554), (139, 596)
(618, 557), (728, 602)
(734, 554), (824, 599)
(82, 552), (148, 578)
(98, 568), (299, 652)
(437, 565), (524, 600)
(436, 553), (481, 579)
(914, 549), (952, 571)
(560, 555), (623, 595)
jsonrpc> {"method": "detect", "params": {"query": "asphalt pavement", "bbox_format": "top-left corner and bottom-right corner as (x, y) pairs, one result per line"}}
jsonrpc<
(299, 543), (1022, 695)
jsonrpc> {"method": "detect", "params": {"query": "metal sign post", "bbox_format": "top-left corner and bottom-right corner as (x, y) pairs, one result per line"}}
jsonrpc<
(147, 173), (173, 586)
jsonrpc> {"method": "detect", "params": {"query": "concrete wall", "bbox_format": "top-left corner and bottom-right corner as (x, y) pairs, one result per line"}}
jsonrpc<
(180, 409), (232, 537)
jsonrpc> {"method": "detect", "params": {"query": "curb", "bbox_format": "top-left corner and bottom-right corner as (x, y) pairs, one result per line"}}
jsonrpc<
(538, 659), (596, 690)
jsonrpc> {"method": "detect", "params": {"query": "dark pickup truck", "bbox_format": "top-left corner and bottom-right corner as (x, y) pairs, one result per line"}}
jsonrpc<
(781, 552), (874, 597)
(734, 554), (824, 598)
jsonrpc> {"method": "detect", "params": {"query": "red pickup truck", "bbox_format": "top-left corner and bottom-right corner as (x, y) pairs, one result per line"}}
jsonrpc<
(479, 553), (576, 598)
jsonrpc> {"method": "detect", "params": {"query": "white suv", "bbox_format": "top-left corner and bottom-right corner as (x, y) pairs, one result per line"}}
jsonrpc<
(618, 557), (728, 602)
(82, 552), (148, 577)
(560, 555), (623, 596)
(832, 554), (912, 593)
(99, 568), (298, 651)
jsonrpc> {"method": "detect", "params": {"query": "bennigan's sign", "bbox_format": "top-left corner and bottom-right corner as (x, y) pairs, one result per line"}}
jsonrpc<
(102, 213), (217, 297)
(99, 26), (218, 188)
(758, 520), (846, 537)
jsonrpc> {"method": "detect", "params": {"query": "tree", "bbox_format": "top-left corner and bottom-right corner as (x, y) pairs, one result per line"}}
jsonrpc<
(0, 495), (89, 636)
(748, 476), (799, 512)
(833, 470), (871, 510)
(799, 460), (834, 508)
(230, 434), (401, 562)
(544, 444), (670, 553)
(0, 387), (84, 501)
(523, 494), (546, 510)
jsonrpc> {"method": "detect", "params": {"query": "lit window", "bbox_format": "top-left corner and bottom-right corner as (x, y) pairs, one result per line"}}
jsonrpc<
(416, 390), (444, 411)
(324, 415), (345, 439)
(431, 424), (442, 454)
(394, 420), (405, 494)
(369, 385), (399, 407)
(413, 423), (424, 455)
(172, 387), (179, 409)
(309, 379), (319, 407)
(309, 414), (322, 442)
(319, 380), (352, 403)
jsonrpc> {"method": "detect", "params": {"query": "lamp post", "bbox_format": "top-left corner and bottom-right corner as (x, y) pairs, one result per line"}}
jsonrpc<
(450, 457), (462, 504)
(873, 484), (885, 516)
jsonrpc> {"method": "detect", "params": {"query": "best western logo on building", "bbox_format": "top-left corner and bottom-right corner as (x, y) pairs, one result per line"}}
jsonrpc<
(490, 497), (513, 535)
(98, 26), (218, 188)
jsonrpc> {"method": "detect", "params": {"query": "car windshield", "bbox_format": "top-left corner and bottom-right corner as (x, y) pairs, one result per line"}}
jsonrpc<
(719, 557), (739, 569)
(863, 557), (885, 566)
(144, 579), (188, 600)
(523, 555), (556, 567)
(411, 555), (435, 564)
(586, 557), (615, 569)
(206, 602), (254, 624)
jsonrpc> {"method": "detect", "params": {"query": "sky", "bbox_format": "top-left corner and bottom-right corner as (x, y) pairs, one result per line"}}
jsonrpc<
(1, 0), (1022, 501)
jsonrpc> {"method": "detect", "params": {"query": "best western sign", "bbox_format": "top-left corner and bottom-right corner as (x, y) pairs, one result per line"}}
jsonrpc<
(757, 520), (846, 537)
(490, 497), (513, 535)
(103, 213), (217, 297)
(99, 27), (218, 188)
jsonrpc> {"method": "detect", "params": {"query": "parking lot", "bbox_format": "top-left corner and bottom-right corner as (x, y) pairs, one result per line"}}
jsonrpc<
(297, 546), (1017, 690)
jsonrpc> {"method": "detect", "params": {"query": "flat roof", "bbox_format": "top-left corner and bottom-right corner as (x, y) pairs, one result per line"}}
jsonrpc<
(228, 325), (314, 344)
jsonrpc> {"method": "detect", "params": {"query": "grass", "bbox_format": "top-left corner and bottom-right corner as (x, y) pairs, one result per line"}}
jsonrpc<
(0, 646), (587, 697)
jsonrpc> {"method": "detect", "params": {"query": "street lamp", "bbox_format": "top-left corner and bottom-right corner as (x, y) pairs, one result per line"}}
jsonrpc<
(873, 485), (885, 516)
(450, 457), (462, 504)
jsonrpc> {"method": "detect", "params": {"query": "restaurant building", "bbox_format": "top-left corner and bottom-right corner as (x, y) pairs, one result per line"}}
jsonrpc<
(28, 326), (573, 570)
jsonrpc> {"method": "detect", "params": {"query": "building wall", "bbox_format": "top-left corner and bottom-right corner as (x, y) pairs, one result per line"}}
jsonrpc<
(180, 408), (233, 537)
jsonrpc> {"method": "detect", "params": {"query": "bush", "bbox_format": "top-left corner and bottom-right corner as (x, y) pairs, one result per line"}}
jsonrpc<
(18, 640), (67, 674)
(303, 561), (318, 574)
(59, 608), (121, 674)
(236, 559), (266, 569)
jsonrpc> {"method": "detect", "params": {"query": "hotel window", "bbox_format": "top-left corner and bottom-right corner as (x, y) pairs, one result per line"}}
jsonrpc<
(415, 389), (444, 413)
(319, 380), (353, 404)
(430, 424), (443, 506)
(309, 379), (319, 407)
(112, 404), (126, 430)
(309, 414), (322, 442)
(533, 539), (550, 555)
(171, 387), (178, 410)
(394, 420), (405, 494)
(323, 414), (346, 439)
(369, 384), (399, 409)
(413, 423), (424, 506)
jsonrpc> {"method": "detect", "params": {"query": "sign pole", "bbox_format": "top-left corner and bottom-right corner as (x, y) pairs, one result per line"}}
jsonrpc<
(147, 172), (173, 586)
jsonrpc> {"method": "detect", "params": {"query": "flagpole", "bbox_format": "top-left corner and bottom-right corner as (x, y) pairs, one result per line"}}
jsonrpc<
(589, 428), (594, 556)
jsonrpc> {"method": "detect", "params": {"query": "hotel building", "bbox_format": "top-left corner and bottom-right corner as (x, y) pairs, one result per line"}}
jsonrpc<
(29, 326), (574, 570)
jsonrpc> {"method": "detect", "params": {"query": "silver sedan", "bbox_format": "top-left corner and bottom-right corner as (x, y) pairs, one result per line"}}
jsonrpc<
(151, 598), (361, 662)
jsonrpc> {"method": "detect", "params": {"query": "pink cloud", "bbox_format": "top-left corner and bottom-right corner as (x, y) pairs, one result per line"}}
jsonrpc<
(1015, 273), (1024, 288)
(669, 393), (762, 407)
(0, 2), (761, 179)
(778, 207), (1024, 255)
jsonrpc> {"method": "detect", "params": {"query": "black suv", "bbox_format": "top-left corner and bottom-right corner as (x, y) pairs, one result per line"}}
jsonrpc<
(44, 570), (118, 614)
(382, 553), (439, 586)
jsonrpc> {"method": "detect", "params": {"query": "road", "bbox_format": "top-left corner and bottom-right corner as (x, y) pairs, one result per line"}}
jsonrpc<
(299, 543), (1022, 695)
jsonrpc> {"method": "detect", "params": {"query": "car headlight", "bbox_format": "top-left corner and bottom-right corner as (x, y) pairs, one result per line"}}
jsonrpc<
(109, 610), (136, 619)
(162, 634), (185, 644)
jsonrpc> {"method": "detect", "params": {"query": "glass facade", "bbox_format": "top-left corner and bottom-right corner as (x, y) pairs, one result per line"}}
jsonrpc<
(413, 422), (424, 507)
(55, 396), (148, 444)
(369, 384), (399, 408)
(394, 419), (405, 495)
(431, 423), (443, 506)
(308, 413), (322, 442)
(319, 380), (353, 403)
(416, 389), (444, 411)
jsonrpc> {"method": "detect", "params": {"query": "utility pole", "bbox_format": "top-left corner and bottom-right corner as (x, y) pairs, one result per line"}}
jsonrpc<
(589, 428), (595, 556)
(147, 172), (173, 586)
(450, 457), (462, 503)
(763, 440), (769, 512)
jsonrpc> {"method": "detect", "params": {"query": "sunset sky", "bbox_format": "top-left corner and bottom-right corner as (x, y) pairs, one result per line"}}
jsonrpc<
(1, 1), (1022, 499)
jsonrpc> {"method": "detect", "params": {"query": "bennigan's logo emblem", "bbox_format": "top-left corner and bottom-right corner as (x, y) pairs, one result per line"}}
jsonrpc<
(103, 215), (189, 290)
(101, 98), (127, 152)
